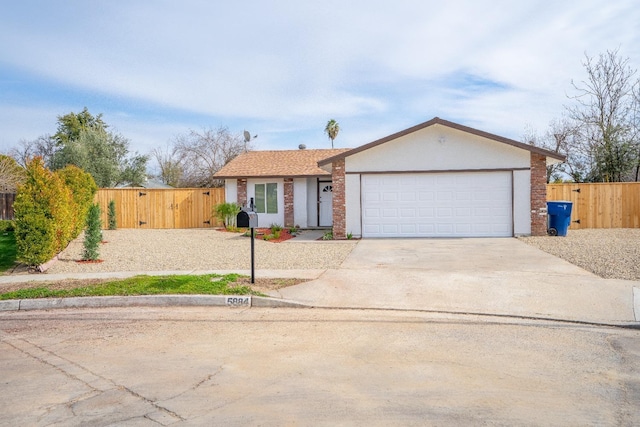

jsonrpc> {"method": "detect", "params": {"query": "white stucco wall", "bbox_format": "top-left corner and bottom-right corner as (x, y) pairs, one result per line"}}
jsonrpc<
(345, 174), (362, 237)
(246, 178), (284, 227)
(341, 124), (537, 237)
(345, 125), (530, 172)
(513, 169), (532, 235)
(293, 178), (308, 228)
(307, 179), (318, 227)
(225, 179), (238, 204)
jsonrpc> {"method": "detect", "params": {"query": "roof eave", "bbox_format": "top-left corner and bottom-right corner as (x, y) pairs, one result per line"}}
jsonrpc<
(318, 117), (567, 165)
(214, 173), (332, 180)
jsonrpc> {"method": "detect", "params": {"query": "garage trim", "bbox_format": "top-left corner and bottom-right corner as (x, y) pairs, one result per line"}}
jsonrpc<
(347, 167), (529, 175)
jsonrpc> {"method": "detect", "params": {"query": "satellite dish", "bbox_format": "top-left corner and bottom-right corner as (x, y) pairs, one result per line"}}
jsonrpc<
(298, 144), (306, 150)
(243, 130), (251, 143)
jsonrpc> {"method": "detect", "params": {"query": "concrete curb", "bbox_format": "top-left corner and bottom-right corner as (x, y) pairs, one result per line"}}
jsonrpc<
(0, 295), (311, 311)
(2, 296), (637, 329)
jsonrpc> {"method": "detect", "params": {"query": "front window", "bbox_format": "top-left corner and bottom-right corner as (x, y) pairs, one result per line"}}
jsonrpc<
(254, 183), (278, 214)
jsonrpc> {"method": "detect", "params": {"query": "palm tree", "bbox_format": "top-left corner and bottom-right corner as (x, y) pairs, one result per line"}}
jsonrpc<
(324, 119), (340, 148)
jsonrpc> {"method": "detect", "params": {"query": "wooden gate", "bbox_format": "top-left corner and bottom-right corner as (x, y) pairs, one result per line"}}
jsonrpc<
(547, 183), (640, 229)
(94, 188), (225, 229)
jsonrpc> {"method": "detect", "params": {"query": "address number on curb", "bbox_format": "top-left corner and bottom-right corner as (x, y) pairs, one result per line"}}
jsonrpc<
(225, 296), (251, 307)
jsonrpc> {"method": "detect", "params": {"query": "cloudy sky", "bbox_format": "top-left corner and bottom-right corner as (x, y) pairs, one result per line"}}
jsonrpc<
(1, 0), (639, 159)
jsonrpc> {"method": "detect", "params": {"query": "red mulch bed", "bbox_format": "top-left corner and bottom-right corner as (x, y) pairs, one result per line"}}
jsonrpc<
(254, 228), (294, 243)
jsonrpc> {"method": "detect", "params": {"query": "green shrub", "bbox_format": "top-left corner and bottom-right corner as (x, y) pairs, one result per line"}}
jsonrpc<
(57, 165), (98, 237)
(108, 199), (117, 230)
(83, 203), (102, 261)
(214, 202), (241, 229)
(14, 211), (56, 266)
(270, 223), (283, 233)
(0, 220), (15, 233)
(13, 158), (75, 266)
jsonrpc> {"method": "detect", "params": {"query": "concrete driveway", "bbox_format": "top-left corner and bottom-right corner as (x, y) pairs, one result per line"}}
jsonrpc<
(268, 238), (638, 324)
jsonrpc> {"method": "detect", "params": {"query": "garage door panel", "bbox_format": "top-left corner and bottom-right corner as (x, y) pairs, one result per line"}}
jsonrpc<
(400, 208), (416, 217)
(418, 191), (435, 201)
(418, 224), (435, 233)
(418, 208), (435, 218)
(362, 172), (512, 238)
(363, 192), (380, 202)
(437, 191), (453, 201)
(437, 224), (454, 234)
(400, 224), (416, 233)
(400, 192), (416, 201)
(382, 192), (398, 202)
(456, 191), (472, 201)
(382, 224), (398, 233)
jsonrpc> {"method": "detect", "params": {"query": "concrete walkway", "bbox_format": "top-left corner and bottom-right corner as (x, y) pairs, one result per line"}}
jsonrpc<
(267, 238), (639, 325)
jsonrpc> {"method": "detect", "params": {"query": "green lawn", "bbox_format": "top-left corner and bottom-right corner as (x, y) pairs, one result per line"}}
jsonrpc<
(0, 232), (17, 273)
(0, 273), (264, 300)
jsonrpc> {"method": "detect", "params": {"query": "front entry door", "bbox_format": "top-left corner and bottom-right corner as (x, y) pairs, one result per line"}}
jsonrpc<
(319, 183), (333, 226)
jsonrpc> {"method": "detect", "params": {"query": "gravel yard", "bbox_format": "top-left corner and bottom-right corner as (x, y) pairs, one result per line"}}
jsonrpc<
(14, 228), (640, 282)
(519, 228), (640, 280)
(46, 229), (357, 274)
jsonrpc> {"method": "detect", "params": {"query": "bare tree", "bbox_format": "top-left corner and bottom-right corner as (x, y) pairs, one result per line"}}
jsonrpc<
(151, 144), (185, 187)
(0, 154), (26, 192)
(523, 118), (579, 182)
(10, 135), (57, 168)
(153, 127), (247, 188)
(566, 49), (639, 182)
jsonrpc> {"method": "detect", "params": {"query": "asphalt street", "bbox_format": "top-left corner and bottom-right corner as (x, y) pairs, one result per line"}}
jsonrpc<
(1, 306), (639, 426)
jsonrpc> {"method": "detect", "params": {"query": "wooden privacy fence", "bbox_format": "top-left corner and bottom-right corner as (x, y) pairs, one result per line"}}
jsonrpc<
(547, 183), (640, 229)
(0, 193), (16, 220)
(94, 188), (225, 229)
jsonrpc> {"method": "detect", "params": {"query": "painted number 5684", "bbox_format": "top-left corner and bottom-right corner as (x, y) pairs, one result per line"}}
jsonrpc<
(225, 296), (251, 307)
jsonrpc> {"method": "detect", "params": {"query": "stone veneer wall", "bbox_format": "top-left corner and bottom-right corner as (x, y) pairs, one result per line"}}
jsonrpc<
(530, 153), (548, 236)
(237, 179), (247, 207)
(331, 159), (346, 239)
(283, 178), (294, 227)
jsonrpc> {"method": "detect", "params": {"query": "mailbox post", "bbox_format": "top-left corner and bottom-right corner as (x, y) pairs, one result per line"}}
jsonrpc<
(237, 206), (258, 283)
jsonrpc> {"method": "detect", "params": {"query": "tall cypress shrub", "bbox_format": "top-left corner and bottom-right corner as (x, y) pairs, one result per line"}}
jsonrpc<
(108, 199), (117, 230)
(83, 203), (102, 261)
(57, 165), (98, 237)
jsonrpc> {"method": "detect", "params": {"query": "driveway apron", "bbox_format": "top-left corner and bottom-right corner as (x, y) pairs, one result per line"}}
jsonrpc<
(269, 238), (638, 324)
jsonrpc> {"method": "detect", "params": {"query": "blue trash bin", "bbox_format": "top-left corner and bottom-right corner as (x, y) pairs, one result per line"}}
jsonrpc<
(547, 201), (573, 236)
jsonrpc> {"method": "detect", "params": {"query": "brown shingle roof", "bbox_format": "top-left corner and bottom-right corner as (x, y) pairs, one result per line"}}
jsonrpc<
(214, 148), (351, 179)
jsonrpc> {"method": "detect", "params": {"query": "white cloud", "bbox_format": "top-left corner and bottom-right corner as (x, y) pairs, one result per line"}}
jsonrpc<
(0, 0), (639, 155)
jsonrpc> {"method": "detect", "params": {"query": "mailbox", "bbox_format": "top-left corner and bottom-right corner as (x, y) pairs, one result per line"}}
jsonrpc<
(237, 210), (258, 228)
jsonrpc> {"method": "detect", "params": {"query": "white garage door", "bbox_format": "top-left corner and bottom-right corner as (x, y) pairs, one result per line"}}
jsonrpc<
(361, 172), (512, 238)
